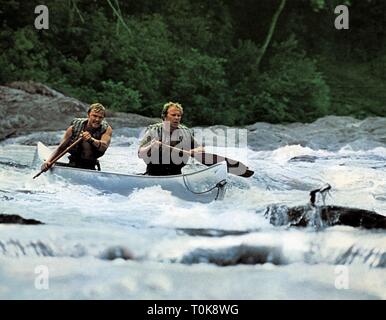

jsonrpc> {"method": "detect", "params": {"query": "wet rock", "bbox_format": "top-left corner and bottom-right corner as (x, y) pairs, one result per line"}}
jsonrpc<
(100, 246), (134, 261)
(335, 245), (386, 268)
(181, 244), (285, 266)
(0, 82), (159, 142)
(177, 228), (250, 237)
(3, 131), (65, 146)
(107, 111), (160, 131)
(0, 214), (43, 225)
(6, 81), (66, 97)
(265, 205), (386, 230)
(321, 206), (386, 229)
(288, 155), (318, 163)
(247, 116), (386, 151)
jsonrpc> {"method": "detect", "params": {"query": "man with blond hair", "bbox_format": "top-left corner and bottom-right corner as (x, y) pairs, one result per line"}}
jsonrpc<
(41, 103), (113, 171)
(138, 102), (204, 175)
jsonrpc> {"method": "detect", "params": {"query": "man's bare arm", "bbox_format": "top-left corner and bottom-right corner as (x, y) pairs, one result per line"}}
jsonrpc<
(138, 138), (161, 159)
(48, 127), (73, 161)
(41, 127), (73, 170)
(85, 126), (112, 153)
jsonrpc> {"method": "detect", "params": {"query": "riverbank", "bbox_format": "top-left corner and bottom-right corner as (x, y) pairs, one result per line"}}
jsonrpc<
(0, 81), (160, 141)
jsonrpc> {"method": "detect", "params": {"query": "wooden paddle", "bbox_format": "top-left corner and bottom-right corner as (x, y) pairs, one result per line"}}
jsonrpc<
(160, 143), (254, 178)
(33, 137), (83, 179)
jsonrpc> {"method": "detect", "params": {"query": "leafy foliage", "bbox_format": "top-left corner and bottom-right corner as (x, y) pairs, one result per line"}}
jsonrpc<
(0, 0), (385, 124)
(256, 36), (330, 122)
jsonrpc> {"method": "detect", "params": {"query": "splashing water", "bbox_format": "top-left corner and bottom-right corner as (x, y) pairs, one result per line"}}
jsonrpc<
(0, 120), (386, 299)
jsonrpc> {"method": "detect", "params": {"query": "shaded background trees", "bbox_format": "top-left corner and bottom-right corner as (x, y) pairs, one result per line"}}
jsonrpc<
(1, 0), (385, 126)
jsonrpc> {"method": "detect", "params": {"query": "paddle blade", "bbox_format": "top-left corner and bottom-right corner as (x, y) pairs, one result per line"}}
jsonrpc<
(194, 152), (254, 178)
(224, 158), (254, 177)
(239, 169), (254, 177)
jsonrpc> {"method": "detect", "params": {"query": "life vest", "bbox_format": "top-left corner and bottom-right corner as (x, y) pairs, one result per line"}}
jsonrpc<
(69, 118), (109, 160)
(141, 123), (197, 176)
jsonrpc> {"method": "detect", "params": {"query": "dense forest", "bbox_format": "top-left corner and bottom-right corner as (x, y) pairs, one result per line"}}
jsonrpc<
(1, 0), (385, 126)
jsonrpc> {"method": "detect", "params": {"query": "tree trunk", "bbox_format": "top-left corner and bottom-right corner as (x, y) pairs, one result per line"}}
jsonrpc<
(256, 0), (287, 69)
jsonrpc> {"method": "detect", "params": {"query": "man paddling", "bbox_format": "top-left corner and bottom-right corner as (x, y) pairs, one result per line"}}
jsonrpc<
(41, 103), (113, 171)
(138, 102), (204, 175)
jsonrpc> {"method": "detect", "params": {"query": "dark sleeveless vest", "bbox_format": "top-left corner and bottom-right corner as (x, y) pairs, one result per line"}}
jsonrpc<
(144, 123), (195, 176)
(68, 118), (109, 161)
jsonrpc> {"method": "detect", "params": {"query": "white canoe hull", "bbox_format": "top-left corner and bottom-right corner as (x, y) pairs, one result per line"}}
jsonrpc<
(35, 142), (227, 203)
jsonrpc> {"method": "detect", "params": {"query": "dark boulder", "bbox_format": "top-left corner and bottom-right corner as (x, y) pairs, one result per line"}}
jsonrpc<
(181, 244), (286, 266)
(288, 155), (318, 163)
(0, 214), (43, 225)
(265, 205), (386, 230)
(100, 245), (134, 261)
(321, 205), (386, 229)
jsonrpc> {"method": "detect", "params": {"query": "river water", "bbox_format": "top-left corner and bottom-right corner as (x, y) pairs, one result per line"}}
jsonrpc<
(0, 116), (385, 299)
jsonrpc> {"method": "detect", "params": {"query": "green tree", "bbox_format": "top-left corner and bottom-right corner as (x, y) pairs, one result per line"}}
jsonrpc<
(170, 49), (228, 125)
(257, 36), (331, 123)
(98, 80), (142, 113)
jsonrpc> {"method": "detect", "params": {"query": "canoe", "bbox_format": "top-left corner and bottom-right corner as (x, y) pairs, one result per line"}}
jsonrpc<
(33, 142), (227, 203)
